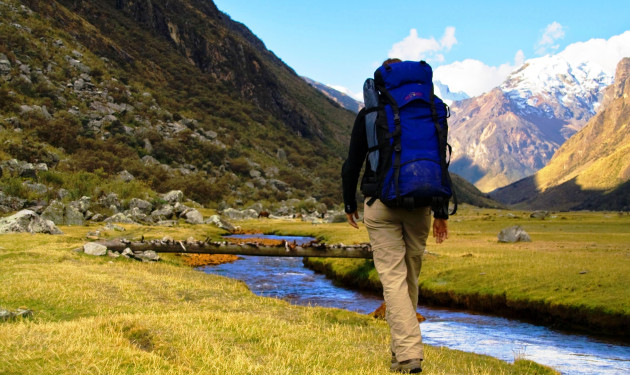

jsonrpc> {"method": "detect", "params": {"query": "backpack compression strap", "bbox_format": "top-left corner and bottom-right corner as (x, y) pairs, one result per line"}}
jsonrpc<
(429, 84), (458, 215)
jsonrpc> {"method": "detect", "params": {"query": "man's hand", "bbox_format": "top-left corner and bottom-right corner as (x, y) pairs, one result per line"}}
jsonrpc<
(432, 218), (448, 244)
(346, 211), (359, 229)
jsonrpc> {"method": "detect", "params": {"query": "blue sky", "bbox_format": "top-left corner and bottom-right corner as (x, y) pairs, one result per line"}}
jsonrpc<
(213, 0), (630, 100)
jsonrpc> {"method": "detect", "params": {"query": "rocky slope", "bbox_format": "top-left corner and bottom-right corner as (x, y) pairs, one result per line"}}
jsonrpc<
(302, 77), (362, 113)
(449, 54), (613, 192)
(0, 0), (356, 209)
(490, 58), (630, 210)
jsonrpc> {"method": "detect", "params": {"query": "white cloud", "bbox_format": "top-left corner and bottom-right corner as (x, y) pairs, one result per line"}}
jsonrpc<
(388, 27), (457, 62)
(434, 50), (525, 97)
(536, 22), (565, 55)
(557, 30), (630, 75)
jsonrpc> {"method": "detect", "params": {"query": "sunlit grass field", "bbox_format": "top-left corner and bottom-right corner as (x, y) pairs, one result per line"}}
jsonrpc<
(298, 205), (630, 335)
(0, 207), (561, 374)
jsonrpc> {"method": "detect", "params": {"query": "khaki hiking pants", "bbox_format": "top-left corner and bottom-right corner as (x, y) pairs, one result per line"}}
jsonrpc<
(363, 198), (431, 362)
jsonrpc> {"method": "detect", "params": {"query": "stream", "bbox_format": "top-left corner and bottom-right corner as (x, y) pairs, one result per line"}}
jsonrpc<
(199, 235), (630, 375)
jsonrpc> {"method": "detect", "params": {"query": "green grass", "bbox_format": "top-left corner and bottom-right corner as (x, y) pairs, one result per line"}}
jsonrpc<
(299, 205), (630, 335)
(0, 219), (558, 374)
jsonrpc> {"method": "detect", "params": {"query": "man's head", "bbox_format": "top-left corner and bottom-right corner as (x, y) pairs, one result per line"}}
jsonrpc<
(382, 58), (402, 67)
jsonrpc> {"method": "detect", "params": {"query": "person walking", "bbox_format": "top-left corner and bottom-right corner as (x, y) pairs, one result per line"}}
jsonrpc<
(342, 58), (450, 373)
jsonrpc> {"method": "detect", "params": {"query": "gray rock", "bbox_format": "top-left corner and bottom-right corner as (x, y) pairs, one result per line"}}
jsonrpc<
(128, 198), (153, 214)
(151, 204), (174, 220)
(83, 242), (107, 256)
(141, 155), (160, 165)
(98, 193), (121, 211)
(118, 170), (135, 182)
(70, 196), (92, 214)
(0, 210), (62, 234)
(268, 179), (289, 192)
(248, 203), (264, 214)
(40, 200), (64, 224)
(121, 248), (133, 258)
(163, 190), (184, 204)
(249, 169), (261, 178)
(173, 202), (190, 216)
(124, 207), (151, 224)
(183, 209), (203, 224)
(22, 182), (48, 195)
(530, 210), (549, 219)
(18, 162), (37, 179)
(0, 53), (11, 75)
(498, 225), (531, 243)
(104, 213), (135, 224)
(205, 215), (236, 232)
(104, 222), (126, 231)
(221, 208), (258, 220)
(0, 191), (26, 213)
(137, 250), (159, 262)
(41, 200), (84, 226)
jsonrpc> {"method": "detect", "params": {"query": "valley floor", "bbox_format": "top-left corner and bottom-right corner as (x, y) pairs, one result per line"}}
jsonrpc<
(0, 214), (559, 374)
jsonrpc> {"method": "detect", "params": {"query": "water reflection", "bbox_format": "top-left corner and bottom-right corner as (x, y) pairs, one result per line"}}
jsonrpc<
(200, 235), (630, 375)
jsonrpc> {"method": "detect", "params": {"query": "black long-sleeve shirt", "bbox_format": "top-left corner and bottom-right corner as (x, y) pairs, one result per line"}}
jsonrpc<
(341, 110), (449, 219)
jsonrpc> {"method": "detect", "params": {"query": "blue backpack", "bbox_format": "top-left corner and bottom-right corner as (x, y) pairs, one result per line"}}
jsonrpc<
(360, 60), (456, 212)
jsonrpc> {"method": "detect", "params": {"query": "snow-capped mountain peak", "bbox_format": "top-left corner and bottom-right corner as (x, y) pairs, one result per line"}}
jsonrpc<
(500, 55), (612, 137)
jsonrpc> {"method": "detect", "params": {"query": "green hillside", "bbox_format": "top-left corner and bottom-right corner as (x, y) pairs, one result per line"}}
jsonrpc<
(1, 0), (354, 208)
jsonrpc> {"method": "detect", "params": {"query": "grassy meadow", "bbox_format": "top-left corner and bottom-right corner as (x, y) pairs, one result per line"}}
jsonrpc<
(302, 205), (630, 335)
(3, 206), (621, 374)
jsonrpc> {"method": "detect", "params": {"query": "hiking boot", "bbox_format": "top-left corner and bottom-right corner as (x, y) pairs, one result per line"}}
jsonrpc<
(390, 358), (422, 373)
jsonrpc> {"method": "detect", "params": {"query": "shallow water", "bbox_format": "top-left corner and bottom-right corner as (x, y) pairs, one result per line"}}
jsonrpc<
(200, 235), (630, 375)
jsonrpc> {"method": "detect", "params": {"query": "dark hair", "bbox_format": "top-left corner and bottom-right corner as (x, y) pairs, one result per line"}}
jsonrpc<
(382, 58), (402, 67)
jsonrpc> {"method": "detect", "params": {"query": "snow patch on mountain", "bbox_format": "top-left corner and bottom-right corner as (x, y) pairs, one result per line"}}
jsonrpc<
(500, 54), (612, 139)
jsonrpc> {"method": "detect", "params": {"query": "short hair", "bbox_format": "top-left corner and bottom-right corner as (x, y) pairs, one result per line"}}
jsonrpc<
(382, 58), (402, 67)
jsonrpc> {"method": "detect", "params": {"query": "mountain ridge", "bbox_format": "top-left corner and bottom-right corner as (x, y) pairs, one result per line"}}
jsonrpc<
(490, 57), (630, 210)
(449, 54), (616, 192)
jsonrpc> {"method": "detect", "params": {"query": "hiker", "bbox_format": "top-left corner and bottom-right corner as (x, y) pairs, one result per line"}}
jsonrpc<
(342, 58), (451, 373)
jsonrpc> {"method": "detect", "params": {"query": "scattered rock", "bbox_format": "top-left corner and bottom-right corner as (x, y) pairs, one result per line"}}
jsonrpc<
(530, 210), (549, 219)
(83, 242), (108, 256)
(128, 198), (153, 215)
(205, 215), (236, 232)
(163, 190), (184, 204)
(0, 307), (33, 321)
(498, 225), (531, 243)
(118, 170), (135, 182)
(183, 209), (204, 224)
(41, 200), (84, 226)
(0, 210), (62, 234)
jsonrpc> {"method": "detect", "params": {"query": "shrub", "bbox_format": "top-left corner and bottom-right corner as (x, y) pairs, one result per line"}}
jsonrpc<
(229, 157), (250, 175)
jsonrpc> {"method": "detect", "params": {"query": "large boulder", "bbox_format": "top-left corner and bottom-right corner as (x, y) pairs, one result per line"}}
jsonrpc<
(0, 210), (62, 234)
(41, 200), (84, 226)
(182, 209), (204, 224)
(498, 225), (531, 243)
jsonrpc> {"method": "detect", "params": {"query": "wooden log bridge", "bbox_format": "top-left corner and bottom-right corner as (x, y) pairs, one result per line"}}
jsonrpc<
(95, 238), (374, 259)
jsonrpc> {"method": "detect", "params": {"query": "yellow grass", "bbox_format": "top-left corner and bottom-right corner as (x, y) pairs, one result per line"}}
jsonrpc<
(0, 218), (558, 374)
